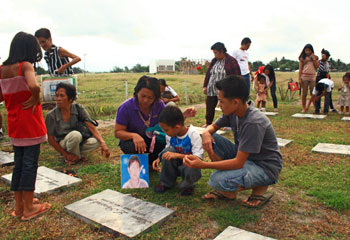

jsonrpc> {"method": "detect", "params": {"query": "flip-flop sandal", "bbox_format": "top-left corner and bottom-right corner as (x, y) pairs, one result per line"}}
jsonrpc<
(65, 159), (81, 165)
(11, 198), (40, 217)
(241, 193), (274, 209)
(202, 190), (236, 201)
(21, 203), (51, 221)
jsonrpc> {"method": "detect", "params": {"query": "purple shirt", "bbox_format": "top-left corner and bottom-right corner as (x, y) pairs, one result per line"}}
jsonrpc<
(116, 97), (165, 138)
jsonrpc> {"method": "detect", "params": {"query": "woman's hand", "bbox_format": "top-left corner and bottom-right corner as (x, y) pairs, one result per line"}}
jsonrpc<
(183, 107), (196, 118)
(22, 95), (40, 113)
(57, 65), (67, 74)
(183, 155), (205, 169)
(100, 143), (110, 158)
(132, 133), (147, 153)
(203, 87), (207, 95)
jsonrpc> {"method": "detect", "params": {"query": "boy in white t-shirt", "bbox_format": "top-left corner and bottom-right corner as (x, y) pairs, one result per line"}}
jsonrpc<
(153, 106), (202, 196)
(231, 37), (254, 92)
(305, 74), (334, 114)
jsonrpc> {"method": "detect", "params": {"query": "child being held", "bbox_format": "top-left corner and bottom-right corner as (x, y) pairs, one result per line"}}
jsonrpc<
(338, 72), (350, 115)
(152, 106), (203, 196)
(255, 74), (268, 111)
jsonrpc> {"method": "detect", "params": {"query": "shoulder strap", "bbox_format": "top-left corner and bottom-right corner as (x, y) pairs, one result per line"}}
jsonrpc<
(18, 62), (25, 76)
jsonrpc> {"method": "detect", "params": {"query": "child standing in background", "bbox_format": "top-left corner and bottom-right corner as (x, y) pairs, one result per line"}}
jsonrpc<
(159, 79), (180, 106)
(255, 74), (268, 112)
(0, 32), (50, 220)
(338, 73), (350, 115)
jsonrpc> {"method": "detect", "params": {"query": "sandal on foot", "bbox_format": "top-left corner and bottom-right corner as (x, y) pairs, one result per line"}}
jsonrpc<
(21, 203), (51, 221)
(202, 190), (236, 201)
(11, 198), (40, 217)
(241, 193), (274, 209)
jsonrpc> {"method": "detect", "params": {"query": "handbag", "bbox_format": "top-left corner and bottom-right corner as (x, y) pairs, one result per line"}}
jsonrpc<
(75, 104), (98, 140)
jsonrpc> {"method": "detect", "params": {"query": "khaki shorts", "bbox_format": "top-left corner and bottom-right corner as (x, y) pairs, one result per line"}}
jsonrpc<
(302, 80), (315, 97)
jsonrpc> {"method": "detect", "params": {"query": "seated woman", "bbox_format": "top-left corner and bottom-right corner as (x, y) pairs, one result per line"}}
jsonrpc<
(159, 79), (180, 106)
(45, 83), (110, 165)
(115, 76), (196, 165)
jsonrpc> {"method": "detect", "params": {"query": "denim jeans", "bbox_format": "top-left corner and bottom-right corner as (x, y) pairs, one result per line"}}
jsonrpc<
(11, 144), (41, 191)
(242, 74), (251, 94)
(315, 91), (331, 114)
(270, 83), (278, 108)
(208, 134), (274, 191)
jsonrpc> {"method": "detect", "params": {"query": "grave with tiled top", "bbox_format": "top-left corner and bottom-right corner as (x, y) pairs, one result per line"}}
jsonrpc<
(0, 151), (14, 166)
(214, 226), (276, 240)
(65, 189), (174, 238)
(312, 143), (350, 155)
(292, 113), (327, 119)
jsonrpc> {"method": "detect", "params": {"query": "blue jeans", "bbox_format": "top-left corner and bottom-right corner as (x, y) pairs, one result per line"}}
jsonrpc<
(11, 144), (41, 191)
(270, 83), (278, 108)
(242, 74), (251, 94)
(315, 91), (331, 114)
(208, 134), (274, 192)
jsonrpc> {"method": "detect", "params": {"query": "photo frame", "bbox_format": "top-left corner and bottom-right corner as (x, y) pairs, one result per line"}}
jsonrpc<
(121, 154), (149, 189)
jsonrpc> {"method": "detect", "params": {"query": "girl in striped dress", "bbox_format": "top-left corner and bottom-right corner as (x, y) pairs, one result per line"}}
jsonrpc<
(0, 32), (50, 220)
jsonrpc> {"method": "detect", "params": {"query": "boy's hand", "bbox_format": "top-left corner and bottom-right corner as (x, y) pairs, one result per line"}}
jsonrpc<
(162, 152), (178, 160)
(152, 158), (161, 172)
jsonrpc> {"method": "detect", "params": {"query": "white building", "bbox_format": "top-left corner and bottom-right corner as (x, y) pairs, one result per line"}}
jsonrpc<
(149, 59), (175, 74)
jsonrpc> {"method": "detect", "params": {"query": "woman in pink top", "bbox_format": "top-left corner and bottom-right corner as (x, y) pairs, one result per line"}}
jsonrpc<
(298, 44), (319, 112)
(0, 32), (50, 221)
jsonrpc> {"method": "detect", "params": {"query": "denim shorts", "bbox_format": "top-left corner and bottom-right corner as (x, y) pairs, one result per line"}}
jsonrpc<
(208, 160), (274, 192)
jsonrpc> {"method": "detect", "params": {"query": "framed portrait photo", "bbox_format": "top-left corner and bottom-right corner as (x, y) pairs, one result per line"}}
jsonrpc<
(121, 154), (149, 189)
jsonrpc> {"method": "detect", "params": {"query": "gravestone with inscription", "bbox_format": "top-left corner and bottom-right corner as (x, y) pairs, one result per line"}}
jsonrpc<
(312, 143), (350, 155)
(214, 226), (276, 240)
(193, 126), (225, 135)
(341, 117), (350, 121)
(1, 166), (81, 196)
(292, 113), (327, 119)
(277, 138), (292, 148)
(65, 189), (174, 238)
(0, 151), (14, 166)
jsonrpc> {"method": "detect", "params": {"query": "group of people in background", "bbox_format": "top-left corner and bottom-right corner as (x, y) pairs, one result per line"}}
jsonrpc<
(1, 29), (348, 221)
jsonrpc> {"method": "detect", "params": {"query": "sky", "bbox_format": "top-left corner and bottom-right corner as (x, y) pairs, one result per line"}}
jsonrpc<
(1, 0), (350, 72)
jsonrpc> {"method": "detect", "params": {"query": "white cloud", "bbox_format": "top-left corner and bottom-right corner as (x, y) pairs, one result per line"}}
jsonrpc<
(1, 0), (350, 72)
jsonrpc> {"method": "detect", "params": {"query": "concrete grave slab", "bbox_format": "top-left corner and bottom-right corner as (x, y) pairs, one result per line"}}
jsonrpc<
(214, 226), (276, 240)
(0, 151), (14, 166)
(1, 166), (82, 196)
(312, 143), (350, 155)
(193, 126), (225, 135)
(264, 112), (278, 116)
(65, 189), (174, 238)
(277, 138), (292, 148)
(292, 113), (327, 119)
(341, 117), (350, 121)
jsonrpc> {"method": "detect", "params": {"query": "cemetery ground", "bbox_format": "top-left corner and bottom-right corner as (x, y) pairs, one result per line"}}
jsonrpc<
(0, 72), (349, 240)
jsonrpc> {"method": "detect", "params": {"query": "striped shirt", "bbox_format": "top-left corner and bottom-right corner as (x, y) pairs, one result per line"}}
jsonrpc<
(207, 60), (226, 96)
(44, 45), (73, 76)
(317, 60), (330, 74)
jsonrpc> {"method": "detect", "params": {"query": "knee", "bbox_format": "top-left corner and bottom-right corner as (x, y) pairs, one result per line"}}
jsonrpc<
(66, 130), (83, 143)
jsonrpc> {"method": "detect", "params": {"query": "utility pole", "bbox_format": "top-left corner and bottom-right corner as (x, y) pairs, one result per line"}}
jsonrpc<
(83, 53), (87, 76)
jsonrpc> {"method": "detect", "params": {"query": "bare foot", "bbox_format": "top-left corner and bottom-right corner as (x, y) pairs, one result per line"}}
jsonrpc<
(22, 202), (51, 221)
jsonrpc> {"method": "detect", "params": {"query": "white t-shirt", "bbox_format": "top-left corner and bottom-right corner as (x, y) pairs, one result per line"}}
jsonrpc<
(312, 78), (334, 95)
(232, 49), (249, 75)
(165, 125), (204, 159)
(164, 86), (178, 97)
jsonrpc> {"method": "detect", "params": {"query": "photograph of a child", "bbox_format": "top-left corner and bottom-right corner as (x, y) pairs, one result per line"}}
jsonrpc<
(121, 154), (149, 189)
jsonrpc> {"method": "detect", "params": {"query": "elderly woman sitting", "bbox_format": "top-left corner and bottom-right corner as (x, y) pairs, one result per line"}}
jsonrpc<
(45, 82), (110, 164)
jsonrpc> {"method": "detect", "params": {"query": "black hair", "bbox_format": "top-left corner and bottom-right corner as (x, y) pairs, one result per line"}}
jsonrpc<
(3, 32), (42, 65)
(56, 82), (77, 101)
(315, 82), (325, 92)
(159, 79), (167, 86)
(159, 106), (184, 127)
(134, 75), (160, 100)
(128, 155), (140, 168)
(343, 72), (350, 80)
(264, 64), (276, 82)
(241, 37), (252, 45)
(321, 48), (330, 57)
(34, 28), (51, 39)
(215, 75), (249, 102)
(211, 42), (227, 53)
(299, 43), (315, 60)
(258, 74), (266, 82)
